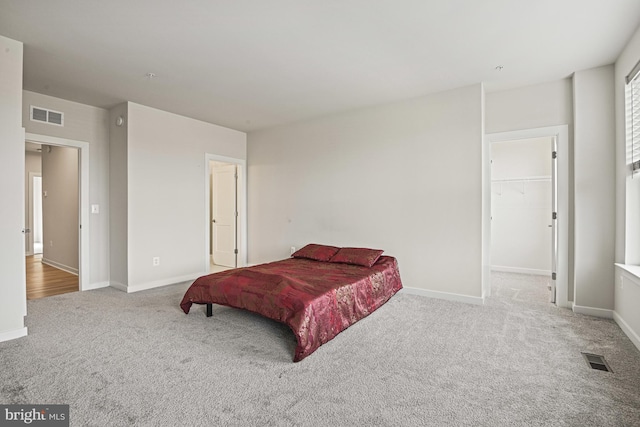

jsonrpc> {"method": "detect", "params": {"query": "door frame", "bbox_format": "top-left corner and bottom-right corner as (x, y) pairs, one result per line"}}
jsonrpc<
(485, 125), (570, 308)
(25, 132), (90, 292)
(26, 172), (42, 256)
(204, 154), (247, 272)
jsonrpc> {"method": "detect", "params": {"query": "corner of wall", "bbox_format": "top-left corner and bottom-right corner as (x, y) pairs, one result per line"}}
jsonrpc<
(108, 102), (129, 287)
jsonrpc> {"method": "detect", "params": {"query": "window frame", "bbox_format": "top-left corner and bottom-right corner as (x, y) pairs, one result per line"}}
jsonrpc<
(626, 60), (640, 175)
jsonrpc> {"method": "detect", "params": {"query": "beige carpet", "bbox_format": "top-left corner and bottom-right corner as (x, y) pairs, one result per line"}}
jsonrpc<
(1, 272), (639, 426)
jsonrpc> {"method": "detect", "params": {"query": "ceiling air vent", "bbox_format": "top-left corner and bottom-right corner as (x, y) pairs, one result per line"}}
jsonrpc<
(30, 106), (64, 126)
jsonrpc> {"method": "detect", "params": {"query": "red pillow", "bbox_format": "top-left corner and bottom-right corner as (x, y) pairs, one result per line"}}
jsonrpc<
(291, 244), (340, 262)
(329, 247), (384, 268)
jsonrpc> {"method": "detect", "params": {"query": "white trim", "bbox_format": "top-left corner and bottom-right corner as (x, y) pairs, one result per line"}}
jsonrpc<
(491, 266), (551, 276)
(572, 304), (614, 319)
(114, 273), (201, 293)
(613, 311), (640, 352)
(109, 281), (128, 292)
(401, 287), (484, 305)
(41, 258), (78, 275)
(615, 263), (640, 285)
(0, 327), (28, 343)
(486, 125), (570, 308)
(204, 154), (248, 273)
(25, 133), (90, 292)
(83, 281), (110, 291)
(26, 171), (42, 256)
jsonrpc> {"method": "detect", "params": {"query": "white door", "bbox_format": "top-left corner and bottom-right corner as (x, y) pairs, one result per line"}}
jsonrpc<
(0, 127), (27, 328)
(212, 164), (237, 268)
(550, 137), (558, 303)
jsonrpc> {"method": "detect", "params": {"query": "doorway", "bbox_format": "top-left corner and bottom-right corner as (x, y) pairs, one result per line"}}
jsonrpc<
(490, 136), (555, 303)
(32, 175), (43, 255)
(25, 133), (90, 293)
(205, 154), (247, 274)
(24, 142), (80, 299)
(485, 125), (569, 308)
(25, 170), (43, 256)
(210, 161), (238, 270)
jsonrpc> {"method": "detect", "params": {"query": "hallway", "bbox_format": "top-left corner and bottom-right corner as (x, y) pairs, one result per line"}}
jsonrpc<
(26, 254), (78, 300)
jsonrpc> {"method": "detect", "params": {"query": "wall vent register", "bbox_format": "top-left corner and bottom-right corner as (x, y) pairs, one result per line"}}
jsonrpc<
(30, 105), (64, 126)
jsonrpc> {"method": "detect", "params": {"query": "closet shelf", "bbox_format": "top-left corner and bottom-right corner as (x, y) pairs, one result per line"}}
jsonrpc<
(491, 175), (551, 195)
(491, 175), (551, 183)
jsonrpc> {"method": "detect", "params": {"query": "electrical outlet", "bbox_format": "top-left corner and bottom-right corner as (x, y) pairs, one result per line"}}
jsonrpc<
(153, 257), (160, 266)
(49, 240), (53, 247)
(290, 246), (296, 255)
(620, 276), (624, 290)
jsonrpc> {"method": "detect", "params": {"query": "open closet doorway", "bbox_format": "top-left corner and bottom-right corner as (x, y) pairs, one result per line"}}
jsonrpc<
(486, 125), (569, 308)
(205, 155), (247, 274)
(490, 137), (555, 304)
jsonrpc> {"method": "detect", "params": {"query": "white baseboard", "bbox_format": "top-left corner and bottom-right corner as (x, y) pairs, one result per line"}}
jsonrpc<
(0, 327), (28, 343)
(572, 303), (614, 319)
(111, 272), (203, 294)
(401, 287), (484, 305)
(41, 258), (79, 276)
(491, 266), (551, 276)
(110, 281), (128, 292)
(613, 311), (640, 352)
(83, 281), (110, 291)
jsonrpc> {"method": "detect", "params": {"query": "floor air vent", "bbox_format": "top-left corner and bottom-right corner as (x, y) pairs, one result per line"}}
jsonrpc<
(582, 353), (612, 372)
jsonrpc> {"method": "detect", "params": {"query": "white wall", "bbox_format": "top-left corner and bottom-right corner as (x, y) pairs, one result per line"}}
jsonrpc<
(572, 65), (615, 314)
(113, 102), (246, 292)
(41, 145), (79, 274)
(22, 90), (110, 288)
(109, 103), (129, 287)
(0, 35), (26, 341)
(614, 24), (640, 349)
(248, 84), (485, 301)
(485, 79), (574, 134)
(491, 137), (552, 275)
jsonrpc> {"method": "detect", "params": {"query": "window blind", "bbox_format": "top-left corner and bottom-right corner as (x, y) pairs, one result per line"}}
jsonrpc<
(626, 61), (640, 175)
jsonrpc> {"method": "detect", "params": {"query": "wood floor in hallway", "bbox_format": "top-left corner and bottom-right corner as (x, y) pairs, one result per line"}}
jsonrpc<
(26, 254), (78, 300)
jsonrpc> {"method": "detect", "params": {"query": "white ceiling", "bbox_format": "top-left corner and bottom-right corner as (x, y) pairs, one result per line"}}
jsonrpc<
(1, 0), (639, 132)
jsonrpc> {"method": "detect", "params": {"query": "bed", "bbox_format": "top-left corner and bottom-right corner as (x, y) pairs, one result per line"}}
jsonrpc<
(180, 244), (403, 361)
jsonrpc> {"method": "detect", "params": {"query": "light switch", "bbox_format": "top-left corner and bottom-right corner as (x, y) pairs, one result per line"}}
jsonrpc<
(91, 204), (100, 214)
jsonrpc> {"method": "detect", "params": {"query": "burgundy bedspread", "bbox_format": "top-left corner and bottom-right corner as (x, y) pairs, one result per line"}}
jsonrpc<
(180, 256), (402, 361)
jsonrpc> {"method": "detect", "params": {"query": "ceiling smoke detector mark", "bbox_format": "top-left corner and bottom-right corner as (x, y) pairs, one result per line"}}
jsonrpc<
(582, 353), (613, 372)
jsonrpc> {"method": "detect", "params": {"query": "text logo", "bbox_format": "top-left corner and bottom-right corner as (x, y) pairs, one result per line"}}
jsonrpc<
(0, 405), (68, 427)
